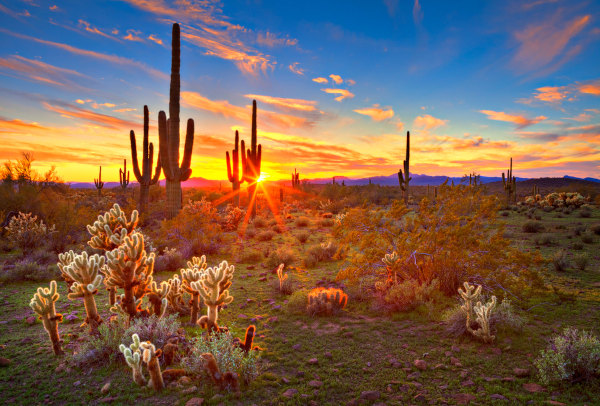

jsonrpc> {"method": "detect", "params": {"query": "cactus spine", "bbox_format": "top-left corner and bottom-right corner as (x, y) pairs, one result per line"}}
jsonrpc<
(119, 334), (146, 386)
(130, 106), (162, 214)
(158, 23), (195, 219)
(502, 157), (516, 206)
(291, 168), (300, 189)
(30, 280), (63, 355)
(94, 166), (104, 196)
(140, 341), (164, 391)
(119, 159), (130, 190)
(397, 131), (411, 204)
(180, 255), (208, 324)
(194, 260), (234, 333)
(241, 100), (262, 218)
(57, 251), (104, 333)
(226, 131), (242, 207)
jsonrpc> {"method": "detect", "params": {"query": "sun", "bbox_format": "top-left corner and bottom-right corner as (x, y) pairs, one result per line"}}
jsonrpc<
(257, 172), (269, 183)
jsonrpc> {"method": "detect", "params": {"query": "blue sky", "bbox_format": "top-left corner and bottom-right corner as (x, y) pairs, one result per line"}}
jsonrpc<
(0, 0), (598, 182)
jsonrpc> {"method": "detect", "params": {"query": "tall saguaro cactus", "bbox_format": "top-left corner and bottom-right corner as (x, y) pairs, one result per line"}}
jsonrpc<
(158, 23), (195, 219)
(291, 168), (300, 189)
(397, 131), (411, 204)
(119, 159), (130, 190)
(241, 100), (262, 218)
(502, 157), (516, 206)
(226, 131), (242, 207)
(131, 106), (162, 215)
(94, 166), (104, 197)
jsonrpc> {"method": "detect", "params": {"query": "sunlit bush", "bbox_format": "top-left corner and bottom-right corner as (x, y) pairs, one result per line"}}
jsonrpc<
(5, 212), (55, 250)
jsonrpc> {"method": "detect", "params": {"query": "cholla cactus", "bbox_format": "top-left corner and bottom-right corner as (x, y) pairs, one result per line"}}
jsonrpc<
(87, 203), (139, 251)
(276, 263), (287, 292)
(57, 251), (104, 332)
(5, 212), (55, 249)
(194, 260), (235, 333)
(382, 251), (400, 284)
(458, 281), (481, 325)
(30, 280), (63, 355)
(119, 333), (146, 386)
(180, 255), (208, 324)
(140, 341), (164, 391)
(165, 275), (189, 315)
(334, 213), (347, 225)
(105, 232), (155, 319)
(470, 296), (497, 343)
(147, 281), (169, 318)
(307, 287), (348, 316)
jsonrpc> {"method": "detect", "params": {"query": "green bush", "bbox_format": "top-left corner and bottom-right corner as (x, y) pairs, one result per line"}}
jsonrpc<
(253, 217), (268, 228)
(574, 253), (589, 271)
(0, 260), (59, 282)
(591, 224), (600, 236)
(256, 230), (276, 241)
(296, 231), (310, 244)
(286, 289), (309, 314)
(552, 249), (569, 272)
(266, 247), (296, 269)
(535, 327), (600, 385)
(380, 279), (442, 312)
(295, 216), (310, 227)
(581, 233), (595, 244)
(522, 221), (544, 233)
(534, 234), (557, 246)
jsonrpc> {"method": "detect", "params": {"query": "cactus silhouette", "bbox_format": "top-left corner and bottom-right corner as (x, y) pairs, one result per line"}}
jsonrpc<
(241, 100), (261, 218)
(119, 159), (130, 190)
(94, 166), (104, 197)
(158, 23), (194, 218)
(291, 168), (300, 189)
(397, 131), (411, 204)
(226, 130), (243, 207)
(130, 106), (161, 214)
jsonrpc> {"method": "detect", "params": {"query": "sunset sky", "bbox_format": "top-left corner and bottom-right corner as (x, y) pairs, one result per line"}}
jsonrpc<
(0, 0), (599, 182)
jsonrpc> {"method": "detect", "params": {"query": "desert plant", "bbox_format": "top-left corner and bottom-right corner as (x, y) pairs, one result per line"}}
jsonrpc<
(295, 216), (310, 227)
(445, 296), (524, 337)
(253, 217), (267, 228)
(591, 224), (600, 235)
(266, 247), (295, 269)
(307, 287), (348, 316)
(119, 333), (146, 386)
(581, 233), (595, 244)
(397, 131), (411, 204)
(130, 106), (161, 214)
(256, 230), (275, 241)
(223, 204), (245, 231)
(119, 159), (130, 190)
(522, 221), (544, 233)
(379, 278), (441, 312)
(147, 280), (169, 318)
(296, 231), (310, 244)
(194, 260), (235, 333)
(535, 327), (600, 384)
(94, 166), (104, 197)
(164, 274), (189, 315)
(241, 100), (262, 219)
(226, 131), (243, 207)
(574, 253), (589, 271)
(552, 249), (569, 272)
(158, 23), (195, 218)
(534, 234), (557, 246)
(29, 280), (63, 355)
(181, 255), (208, 324)
(140, 340), (164, 391)
(154, 247), (185, 273)
(458, 282), (497, 343)
(5, 211), (55, 249)
(0, 260), (59, 283)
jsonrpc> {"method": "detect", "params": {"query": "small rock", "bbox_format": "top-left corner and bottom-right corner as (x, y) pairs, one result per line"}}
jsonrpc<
(461, 379), (474, 387)
(296, 371), (305, 378)
(413, 393), (427, 402)
(414, 359), (427, 370)
(490, 347), (502, 355)
(292, 344), (301, 350)
(26, 316), (36, 325)
(514, 368), (530, 377)
(210, 394), (223, 402)
(523, 383), (545, 393)
(258, 277), (267, 282)
(185, 397), (204, 406)
(282, 377), (290, 384)
(247, 265), (255, 270)
(73, 380), (81, 387)
(502, 377), (516, 382)
(182, 386), (198, 395)
(308, 380), (323, 388)
(237, 314), (248, 319)
(271, 305), (281, 311)
(282, 388), (298, 398)
(545, 401), (565, 405)
(452, 393), (477, 404)
(451, 345), (461, 352)
(178, 376), (193, 385)
(324, 352), (332, 359)
(268, 316), (278, 323)
(0, 357), (11, 367)
(490, 394), (507, 400)
(100, 382), (110, 394)
(308, 358), (318, 365)
(450, 357), (462, 367)
(360, 391), (380, 401)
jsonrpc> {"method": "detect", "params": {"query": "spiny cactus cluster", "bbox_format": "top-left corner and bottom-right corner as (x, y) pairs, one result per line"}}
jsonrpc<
(120, 334), (165, 390)
(458, 281), (497, 343)
(120, 333), (146, 386)
(180, 255), (208, 324)
(524, 192), (586, 208)
(4, 211), (55, 248)
(29, 280), (63, 355)
(307, 287), (348, 316)
(194, 260), (235, 333)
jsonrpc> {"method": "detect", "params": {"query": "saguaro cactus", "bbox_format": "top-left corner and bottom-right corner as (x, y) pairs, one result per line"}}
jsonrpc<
(158, 23), (195, 219)
(397, 131), (411, 204)
(180, 255), (208, 324)
(119, 333), (146, 386)
(94, 166), (104, 197)
(291, 168), (300, 189)
(119, 159), (130, 190)
(194, 260), (235, 333)
(30, 280), (63, 355)
(241, 100), (262, 218)
(502, 157), (516, 205)
(226, 130), (243, 207)
(130, 106), (162, 214)
(57, 251), (104, 333)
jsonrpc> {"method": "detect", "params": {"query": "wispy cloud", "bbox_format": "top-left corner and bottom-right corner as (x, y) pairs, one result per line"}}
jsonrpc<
(0, 116), (48, 133)
(0, 28), (167, 80)
(479, 110), (546, 129)
(78, 19), (119, 41)
(256, 31), (297, 47)
(329, 74), (343, 85)
(413, 0), (423, 26)
(579, 81), (600, 96)
(312, 77), (328, 84)
(0, 55), (90, 91)
(244, 94), (318, 112)
(147, 34), (163, 45)
(353, 104), (394, 121)
(414, 114), (447, 130)
(346, 79), (356, 86)
(42, 101), (139, 130)
(289, 62), (304, 75)
(321, 88), (354, 101)
(512, 13), (590, 74)
(123, 29), (144, 42)
(533, 86), (570, 103)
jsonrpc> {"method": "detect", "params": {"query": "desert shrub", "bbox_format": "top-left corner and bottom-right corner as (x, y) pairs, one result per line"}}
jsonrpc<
(542, 206), (554, 212)
(253, 217), (267, 228)
(296, 231), (310, 244)
(307, 287), (348, 316)
(378, 279), (442, 312)
(267, 218), (277, 227)
(244, 227), (256, 239)
(271, 223), (285, 234)
(571, 242), (583, 250)
(240, 249), (262, 264)
(256, 230), (276, 242)
(445, 297), (525, 337)
(574, 253), (589, 271)
(0, 260), (59, 282)
(295, 216), (310, 227)
(522, 221), (544, 233)
(336, 186), (544, 296)
(303, 241), (337, 268)
(123, 314), (180, 350)
(183, 331), (260, 385)
(4, 212), (55, 249)
(501, 211), (509, 217)
(154, 247), (185, 273)
(222, 205), (245, 231)
(286, 289), (309, 314)
(266, 247), (295, 268)
(579, 206), (592, 218)
(591, 224), (600, 235)
(318, 218), (334, 227)
(535, 328), (600, 385)
(534, 234), (557, 246)
(552, 250), (569, 272)
(573, 225), (586, 236)
(581, 233), (595, 244)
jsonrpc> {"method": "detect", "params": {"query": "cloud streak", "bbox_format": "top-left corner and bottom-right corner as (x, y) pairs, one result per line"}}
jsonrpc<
(353, 104), (394, 121)
(321, 88), (354, 101)
(479, 110), (546, 129)
(414, 114), (447, 130)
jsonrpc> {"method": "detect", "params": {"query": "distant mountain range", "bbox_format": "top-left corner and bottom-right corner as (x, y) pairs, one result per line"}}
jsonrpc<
(66, 174), (599, 189)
